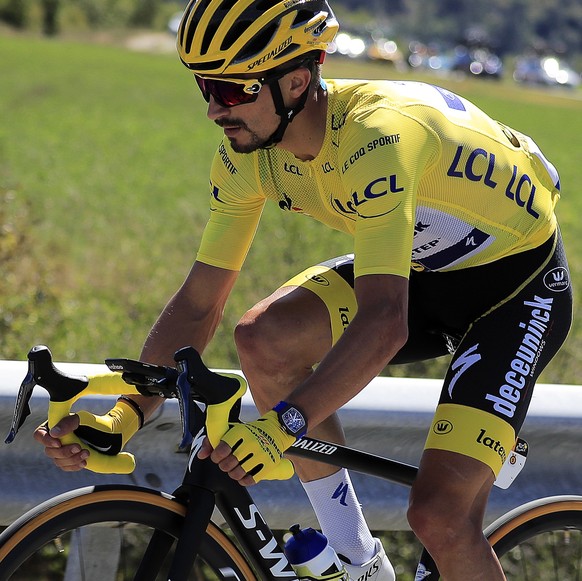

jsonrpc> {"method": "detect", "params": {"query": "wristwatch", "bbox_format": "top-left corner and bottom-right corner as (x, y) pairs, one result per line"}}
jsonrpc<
(273, 401), (308, 439)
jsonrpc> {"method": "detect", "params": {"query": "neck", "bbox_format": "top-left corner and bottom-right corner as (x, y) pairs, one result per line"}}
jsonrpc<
(277, 85), (328, 161)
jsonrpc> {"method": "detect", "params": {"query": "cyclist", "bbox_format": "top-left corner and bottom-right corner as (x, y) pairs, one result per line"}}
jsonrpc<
(35, 0), (573, 579)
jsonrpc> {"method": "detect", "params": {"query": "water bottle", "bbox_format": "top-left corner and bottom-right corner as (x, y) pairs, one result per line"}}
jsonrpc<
(283, 524), (348, 580)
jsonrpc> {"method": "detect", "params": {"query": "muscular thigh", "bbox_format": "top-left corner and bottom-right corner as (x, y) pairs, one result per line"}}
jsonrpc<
(239, 284), (334, 365)
(279, 255), (358, 348)
(279, 255), (461, 359)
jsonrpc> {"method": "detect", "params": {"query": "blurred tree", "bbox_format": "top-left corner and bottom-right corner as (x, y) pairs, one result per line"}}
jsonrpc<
(0, 0), (28, 28)
(129, 0), (158, 28)
(41, 0), (59, 35)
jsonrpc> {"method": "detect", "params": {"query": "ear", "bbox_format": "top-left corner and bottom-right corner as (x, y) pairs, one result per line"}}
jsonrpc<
(286, 66), (312, 98)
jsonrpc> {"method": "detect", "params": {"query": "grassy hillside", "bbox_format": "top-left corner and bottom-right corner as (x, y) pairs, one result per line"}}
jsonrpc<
(1, 33), (581, 383)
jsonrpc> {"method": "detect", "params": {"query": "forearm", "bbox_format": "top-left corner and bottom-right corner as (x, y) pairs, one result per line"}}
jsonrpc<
(140, 293), (222, 365)
(140, 261), (238, 364)
(135, 296), (225, 419)
(136, 262), (239, 420)
(291, 316), (404, 427)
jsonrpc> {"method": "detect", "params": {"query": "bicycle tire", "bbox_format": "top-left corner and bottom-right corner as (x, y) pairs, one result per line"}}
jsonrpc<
(485, 495), (582, 580)
(0, 484), (257, 581)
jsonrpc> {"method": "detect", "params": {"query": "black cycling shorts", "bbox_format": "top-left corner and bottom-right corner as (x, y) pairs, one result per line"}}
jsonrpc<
(281, 230), (573, 474)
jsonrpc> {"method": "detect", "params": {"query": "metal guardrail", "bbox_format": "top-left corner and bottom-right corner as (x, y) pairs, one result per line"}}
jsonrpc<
(1, 359), (581, 530)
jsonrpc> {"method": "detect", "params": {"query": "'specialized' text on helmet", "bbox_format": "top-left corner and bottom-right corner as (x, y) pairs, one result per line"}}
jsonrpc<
(177, 0), (339, 76)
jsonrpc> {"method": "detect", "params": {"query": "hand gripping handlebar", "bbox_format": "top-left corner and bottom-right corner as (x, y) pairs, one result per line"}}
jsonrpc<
(6, 345), (143, 473)
(5, 345), (247, 475)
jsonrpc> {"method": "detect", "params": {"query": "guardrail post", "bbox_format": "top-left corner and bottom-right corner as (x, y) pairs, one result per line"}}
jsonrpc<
(64, 527), (120, 581)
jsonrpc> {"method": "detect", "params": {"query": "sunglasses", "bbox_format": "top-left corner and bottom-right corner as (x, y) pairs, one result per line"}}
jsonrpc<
(195, 75), (267, 108)
(195, 60), (315, 108)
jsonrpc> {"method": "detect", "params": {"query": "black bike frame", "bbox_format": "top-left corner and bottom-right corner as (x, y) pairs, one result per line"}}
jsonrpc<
(155, 401), (437, 580)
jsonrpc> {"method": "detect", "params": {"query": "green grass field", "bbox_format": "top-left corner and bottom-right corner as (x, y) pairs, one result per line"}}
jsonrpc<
(1, 33), (581, 383)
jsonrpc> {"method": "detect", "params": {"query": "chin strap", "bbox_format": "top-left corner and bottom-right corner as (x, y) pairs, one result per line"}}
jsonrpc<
(260, 79), (311, 149)
(260, 52), (327, 149)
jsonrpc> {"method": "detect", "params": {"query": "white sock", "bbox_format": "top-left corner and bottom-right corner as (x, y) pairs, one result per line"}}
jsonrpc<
(301, 468), (376, 565)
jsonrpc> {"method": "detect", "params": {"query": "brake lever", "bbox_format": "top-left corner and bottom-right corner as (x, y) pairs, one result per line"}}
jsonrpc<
(174, 368), (194, 450)
(4, 362), (36, 444)
(5, 344), (89, 443)
(104, 358), (179, 398)
(105, 356), (194, 449)
(173, 346), (248, 449)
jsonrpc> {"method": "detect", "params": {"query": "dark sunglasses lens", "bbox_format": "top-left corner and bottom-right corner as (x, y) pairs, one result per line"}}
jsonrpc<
(195, 76), (211, 102)
(195, 77), (258, 107)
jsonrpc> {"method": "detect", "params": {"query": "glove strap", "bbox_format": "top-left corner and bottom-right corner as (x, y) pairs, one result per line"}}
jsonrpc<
(117, 395), (145, 429)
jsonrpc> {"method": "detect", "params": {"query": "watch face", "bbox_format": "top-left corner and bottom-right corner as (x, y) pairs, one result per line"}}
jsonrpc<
(281, 407), (306, 435)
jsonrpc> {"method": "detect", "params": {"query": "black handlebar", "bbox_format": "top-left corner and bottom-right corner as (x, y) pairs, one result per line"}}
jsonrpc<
(5, 345), (248, 474)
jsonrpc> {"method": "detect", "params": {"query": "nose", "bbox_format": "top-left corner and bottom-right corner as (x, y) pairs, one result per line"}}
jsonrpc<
(206, 96), (230, 121)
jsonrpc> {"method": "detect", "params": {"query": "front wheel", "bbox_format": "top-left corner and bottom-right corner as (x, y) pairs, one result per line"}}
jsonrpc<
(486, 495), (582, 580)
(0, 485), (257, 581)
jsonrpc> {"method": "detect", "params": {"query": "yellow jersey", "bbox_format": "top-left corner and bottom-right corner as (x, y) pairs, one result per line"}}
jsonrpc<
(197, 79), (560, 279)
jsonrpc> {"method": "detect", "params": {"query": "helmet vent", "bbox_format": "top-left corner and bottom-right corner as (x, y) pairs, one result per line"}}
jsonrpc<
(234, 22), (278, 63)
(274, 42), (301, 61)
(185, 59), (226, 71)
(181, 0), (213, 54)
(201, 19), (220, 55)
(202, 0), (244, 54)
(221, 20), (254, 51)
(255, 0), (282, 10)
(292, 9), (315, 27)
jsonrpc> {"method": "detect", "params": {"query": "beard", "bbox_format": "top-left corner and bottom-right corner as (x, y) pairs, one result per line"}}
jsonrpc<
(214, 118), (268, 154)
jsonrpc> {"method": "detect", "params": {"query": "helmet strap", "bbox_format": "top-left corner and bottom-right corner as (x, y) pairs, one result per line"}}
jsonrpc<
(260, 78), (310, 149)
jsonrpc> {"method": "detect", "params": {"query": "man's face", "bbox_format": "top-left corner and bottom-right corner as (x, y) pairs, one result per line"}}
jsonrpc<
(206, 82), (280, 154)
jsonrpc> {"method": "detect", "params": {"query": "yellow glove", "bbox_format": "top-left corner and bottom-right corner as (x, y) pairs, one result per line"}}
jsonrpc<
(205, 373), (247, 449)
(46, 372), (143, 474)
(221, 409), (299, 483)
(72, 397), (142, 473)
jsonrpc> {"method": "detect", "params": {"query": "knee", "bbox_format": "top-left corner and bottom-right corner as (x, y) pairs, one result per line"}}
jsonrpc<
(235, 306), (277, 360)
(407, 492), (473, 557)
(234, 302), (300, 374)
(407, 495), (440, 549)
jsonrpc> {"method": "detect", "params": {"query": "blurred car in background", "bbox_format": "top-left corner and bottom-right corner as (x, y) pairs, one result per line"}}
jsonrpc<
(449, 44), (503, 79)
(407, 41), (503, 79)
(513, 55), (581, 88)
(168, 12), (182, 36)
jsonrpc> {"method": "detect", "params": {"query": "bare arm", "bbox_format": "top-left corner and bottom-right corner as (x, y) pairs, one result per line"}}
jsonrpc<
(140, 261), (239, 365)
(134, 261), (239, 418)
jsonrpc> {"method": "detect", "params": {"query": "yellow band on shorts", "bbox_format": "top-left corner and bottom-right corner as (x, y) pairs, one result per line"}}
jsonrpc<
(425, 403), (516, 476)
(282, 265), (358, 346)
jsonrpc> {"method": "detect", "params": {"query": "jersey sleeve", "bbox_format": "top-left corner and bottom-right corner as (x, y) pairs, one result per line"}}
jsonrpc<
(339, 104), (440, 279)
(196, 141), (266, 271)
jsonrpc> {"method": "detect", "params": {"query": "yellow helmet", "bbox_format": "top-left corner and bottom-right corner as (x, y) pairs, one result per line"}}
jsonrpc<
(177, 0), (339, 76)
